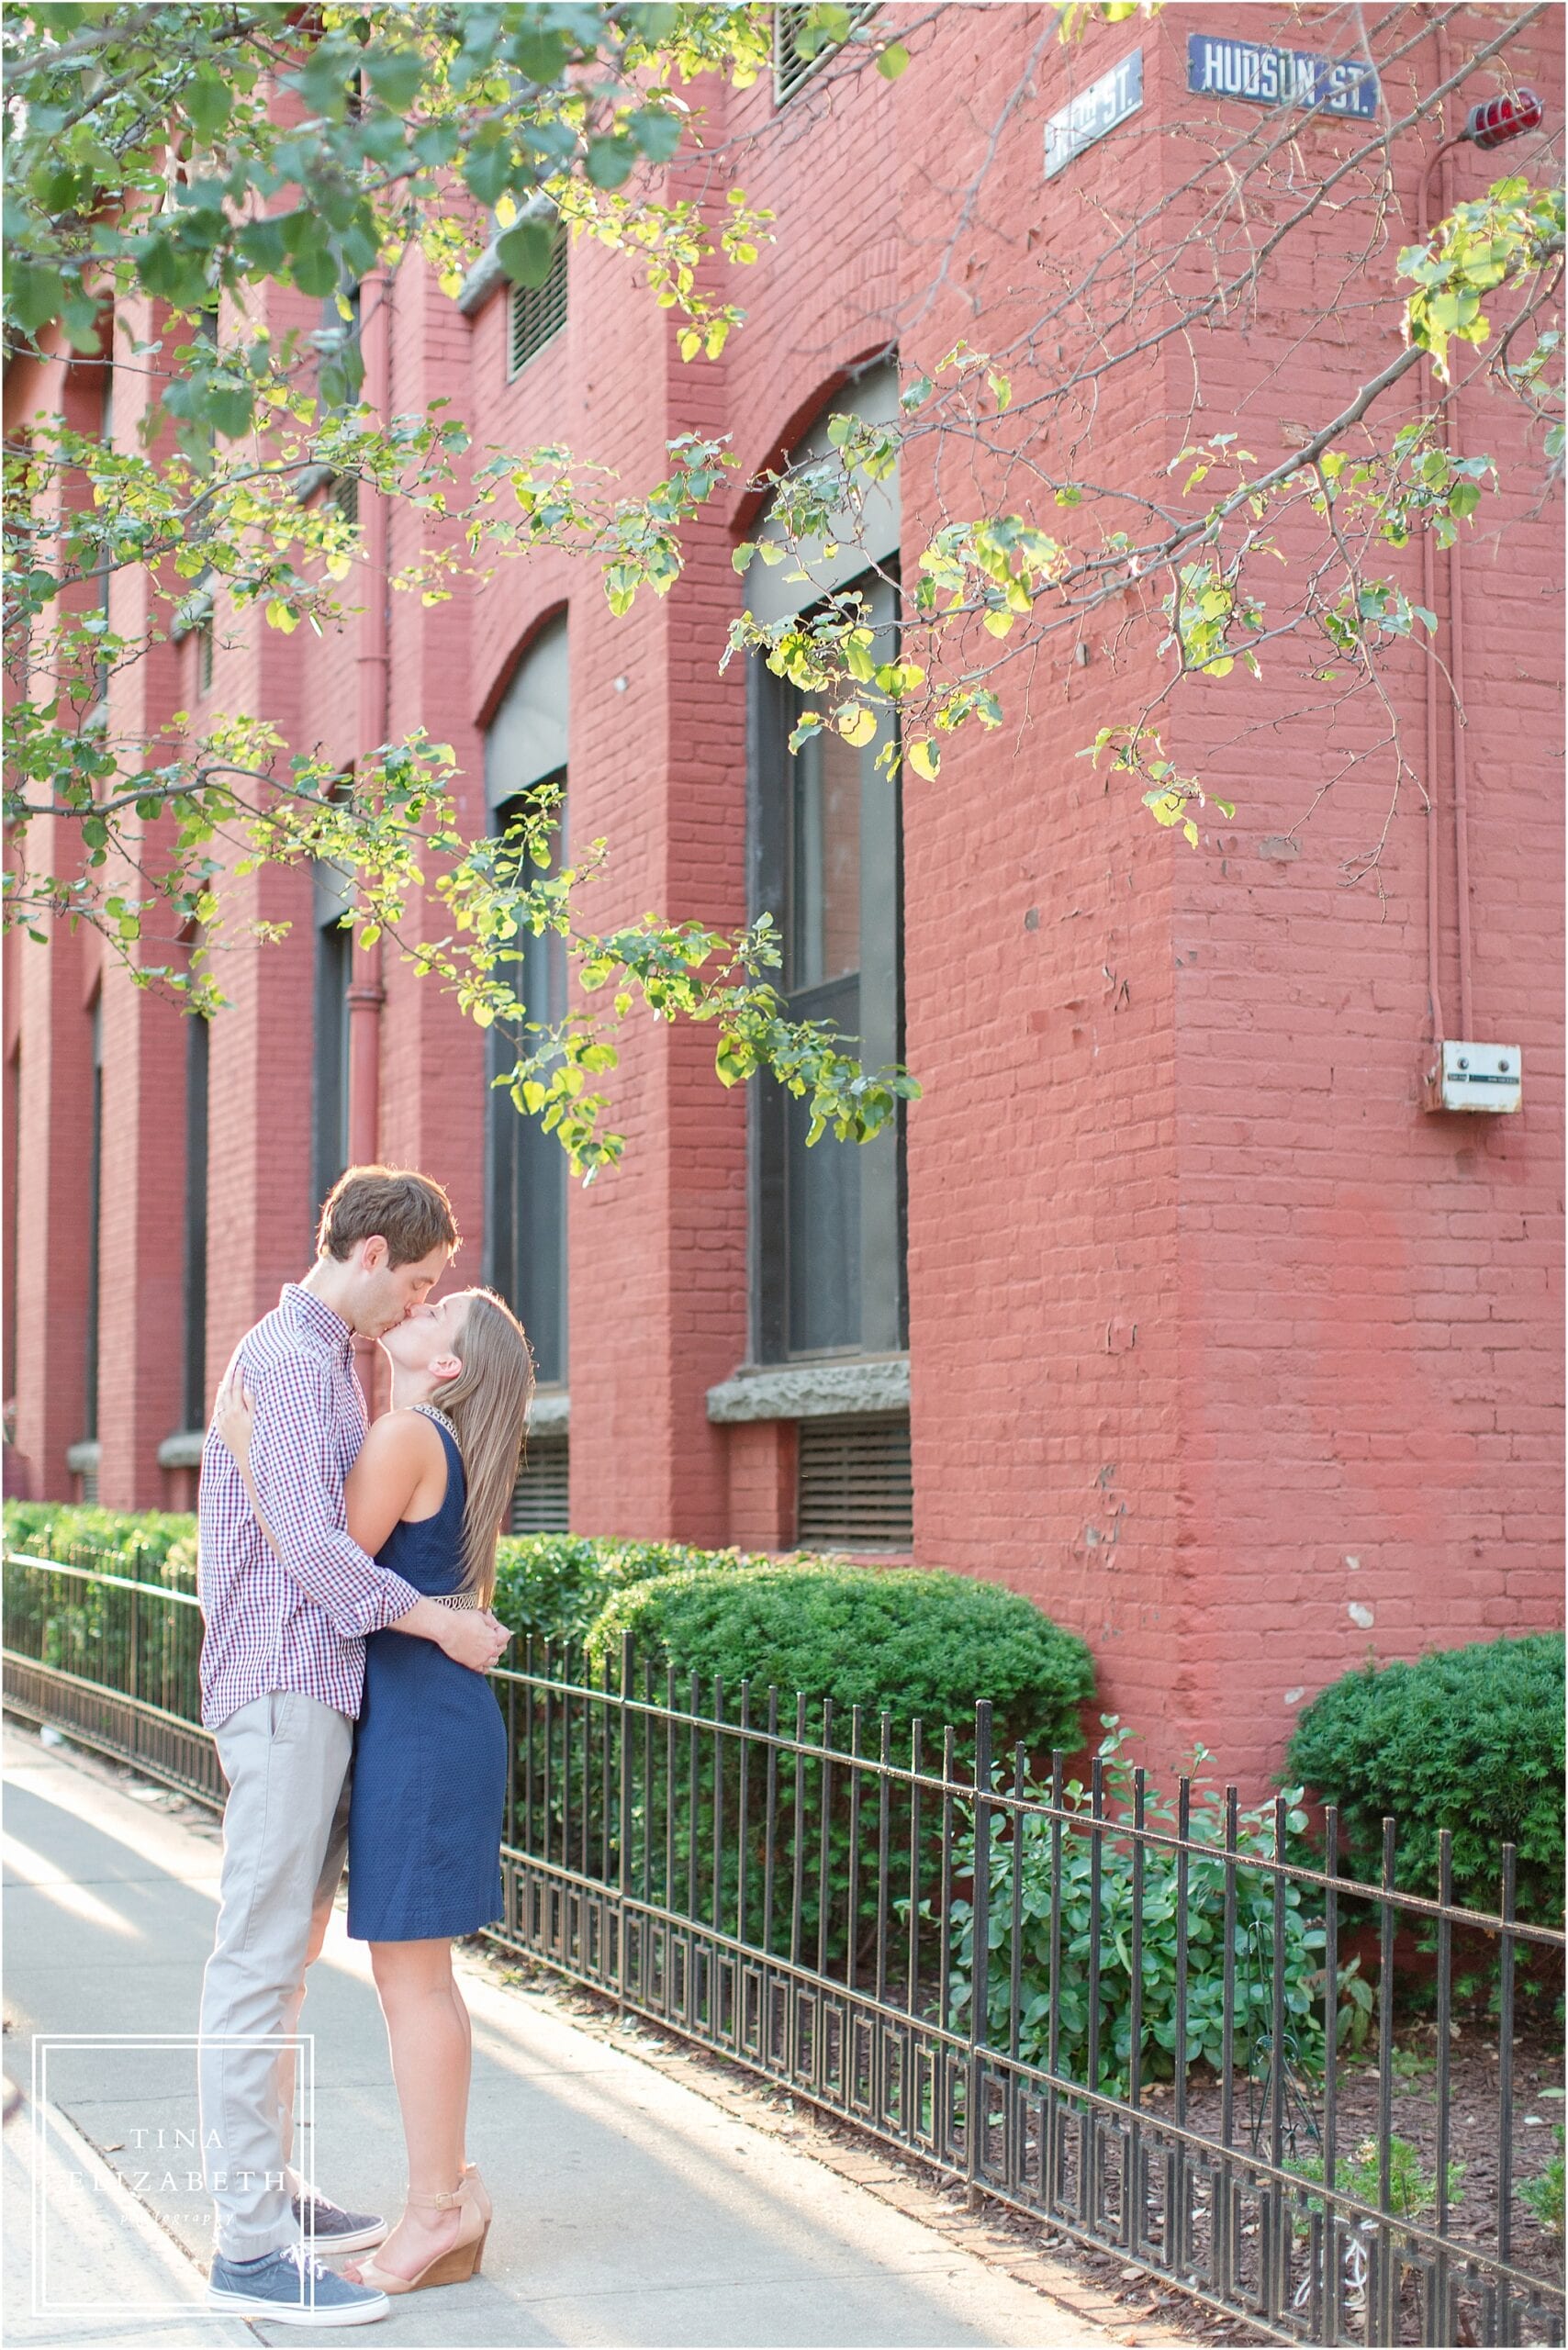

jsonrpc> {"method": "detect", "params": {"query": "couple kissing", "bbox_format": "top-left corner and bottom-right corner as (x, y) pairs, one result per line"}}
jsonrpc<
(196, 1164), (529, 2326)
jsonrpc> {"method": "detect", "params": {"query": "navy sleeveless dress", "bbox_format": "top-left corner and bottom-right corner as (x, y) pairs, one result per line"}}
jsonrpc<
(347, 1411), (506, 1942)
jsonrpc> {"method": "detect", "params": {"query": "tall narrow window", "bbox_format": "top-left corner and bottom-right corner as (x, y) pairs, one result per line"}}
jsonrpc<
(84, 999), (104, 1443)
(484, 616), (570, 1404)
(745, 365), (906, 1364)
(312, 864), (353, 1220)
(183, 1013), (209, 1430)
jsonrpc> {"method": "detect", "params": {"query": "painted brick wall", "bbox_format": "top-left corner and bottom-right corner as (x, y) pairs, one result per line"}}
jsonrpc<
(6, 6), (1561, 1788)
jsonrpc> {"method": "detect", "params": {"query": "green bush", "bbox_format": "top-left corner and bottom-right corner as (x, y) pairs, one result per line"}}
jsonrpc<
(1286, 1634), (1566, 1925)
(582, 1559), (1095, 1975)
(3, 1505), (803, 1634)
(587, 1559), (1095, 1756)
(944, 1722), (1347, 2099)
(491, 1535), (806, 1648)
(3, 1501), (198, 1584)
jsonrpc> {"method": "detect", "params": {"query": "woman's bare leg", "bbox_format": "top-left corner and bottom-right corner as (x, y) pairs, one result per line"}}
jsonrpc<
(349, 1939), (474, 2281)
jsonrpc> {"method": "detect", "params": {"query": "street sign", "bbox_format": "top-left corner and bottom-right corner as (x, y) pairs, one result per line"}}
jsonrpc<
(1186, 32), (1380, 119)
(1044, 49), (1143, 179)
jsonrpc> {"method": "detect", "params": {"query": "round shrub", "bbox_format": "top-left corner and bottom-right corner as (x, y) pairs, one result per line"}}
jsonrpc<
(491, 1535), (817, 1647)
(1286, 1634), (1565, 1924)
(587, 1560), (1095, 1758)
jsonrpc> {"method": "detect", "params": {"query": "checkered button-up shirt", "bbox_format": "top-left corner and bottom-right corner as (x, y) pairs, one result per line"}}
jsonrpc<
(196, 1283), (423, 1729)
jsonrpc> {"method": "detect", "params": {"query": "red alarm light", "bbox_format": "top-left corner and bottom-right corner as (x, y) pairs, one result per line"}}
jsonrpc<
(1462, 89), (1544, 149)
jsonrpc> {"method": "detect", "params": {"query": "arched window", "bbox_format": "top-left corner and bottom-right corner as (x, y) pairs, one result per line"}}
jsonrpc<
(744, 364), (906, 1368)
(484, 613), (570, 1446)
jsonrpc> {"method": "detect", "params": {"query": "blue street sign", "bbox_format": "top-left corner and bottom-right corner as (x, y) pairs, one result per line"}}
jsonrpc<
(1186, 32), (1380, 119)
(1044, 49), (1143, 179)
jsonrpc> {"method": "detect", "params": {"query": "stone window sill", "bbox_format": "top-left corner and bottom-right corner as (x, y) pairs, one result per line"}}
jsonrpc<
(706, 1358), (909, 1425)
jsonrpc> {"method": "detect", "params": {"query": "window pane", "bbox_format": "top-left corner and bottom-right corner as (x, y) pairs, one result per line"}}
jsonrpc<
(790, 723), (861, 992)
(312, 918), (352, 1218)
(787, 1086), (861, 1352)
(486, 781), (568, 1386)
(183, 1015), (209, 1430)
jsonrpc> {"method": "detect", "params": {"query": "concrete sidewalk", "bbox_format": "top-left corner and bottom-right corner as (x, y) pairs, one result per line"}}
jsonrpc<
(2, 1720), (1123, 2350)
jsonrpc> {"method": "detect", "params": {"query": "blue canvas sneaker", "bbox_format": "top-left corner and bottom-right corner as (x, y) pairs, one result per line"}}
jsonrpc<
(207, 2243), (390, 2326)
(292, 2187), (388, 2254)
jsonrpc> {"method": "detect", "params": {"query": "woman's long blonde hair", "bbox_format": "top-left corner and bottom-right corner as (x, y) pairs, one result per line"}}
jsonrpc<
(429, 1288), (534, 1606)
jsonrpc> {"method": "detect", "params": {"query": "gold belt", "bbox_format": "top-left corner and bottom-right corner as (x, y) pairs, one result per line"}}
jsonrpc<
(429, 1589), (482, 1610)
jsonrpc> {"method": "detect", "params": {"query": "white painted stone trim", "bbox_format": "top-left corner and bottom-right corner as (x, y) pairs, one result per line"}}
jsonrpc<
(157, 1430), (206, 1470)
(706, 1359), (909, 1425)
(528, 1391), (570, 1436)
(65, 1439), (102, 1474)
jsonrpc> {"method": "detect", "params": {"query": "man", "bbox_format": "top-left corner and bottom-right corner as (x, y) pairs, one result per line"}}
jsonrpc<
(197, 1166), (510, 2327)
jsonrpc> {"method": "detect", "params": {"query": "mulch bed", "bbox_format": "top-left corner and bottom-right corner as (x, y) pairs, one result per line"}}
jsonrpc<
(1162, 2017), (1564, 2286)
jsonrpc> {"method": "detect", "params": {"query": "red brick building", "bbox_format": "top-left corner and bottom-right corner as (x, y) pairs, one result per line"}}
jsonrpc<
(6, 6), (1563, 1783)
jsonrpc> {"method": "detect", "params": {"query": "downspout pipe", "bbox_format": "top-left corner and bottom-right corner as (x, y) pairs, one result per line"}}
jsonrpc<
(1418, 25), (1478, 1055)
(349, 266), (391, 1165)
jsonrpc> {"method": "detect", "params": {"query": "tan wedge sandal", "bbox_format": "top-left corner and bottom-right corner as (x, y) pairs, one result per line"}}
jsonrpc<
(351, 2174), (488, 2294)
(461, 2164), (492, 2269)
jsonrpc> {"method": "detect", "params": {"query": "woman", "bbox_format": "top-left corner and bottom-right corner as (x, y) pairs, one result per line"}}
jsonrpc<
(215, 1284), (532, 2297)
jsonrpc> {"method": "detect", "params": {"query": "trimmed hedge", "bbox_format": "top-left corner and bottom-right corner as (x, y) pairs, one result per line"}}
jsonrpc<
(587, 1559), (1096, 1757)
(490, 1535), (823, 1647)
(583, 1559), (1094, 1974)
(3, 1501), (198, 1583)
(2, 1505), (814, 1633)
(1286, 1633), (1565, 1925)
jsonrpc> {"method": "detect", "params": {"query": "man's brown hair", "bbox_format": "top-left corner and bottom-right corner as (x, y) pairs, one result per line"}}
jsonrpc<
(316, 1166), (459, 1268)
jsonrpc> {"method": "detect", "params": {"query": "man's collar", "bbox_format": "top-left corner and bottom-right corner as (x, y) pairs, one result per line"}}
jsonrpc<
(283, 1281), (353, 1357)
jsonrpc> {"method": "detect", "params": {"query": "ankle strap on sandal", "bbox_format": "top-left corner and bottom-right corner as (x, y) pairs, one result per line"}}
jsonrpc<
(404, 2183), (465, 2210)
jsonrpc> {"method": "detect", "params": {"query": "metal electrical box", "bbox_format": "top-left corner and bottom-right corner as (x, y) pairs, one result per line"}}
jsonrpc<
(1425, 1041), (1522, 1114)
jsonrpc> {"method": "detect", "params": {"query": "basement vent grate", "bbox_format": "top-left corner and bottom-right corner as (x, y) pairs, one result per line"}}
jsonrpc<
(797, 1411), (912, 1550)
(774, 4), (878, 105)
(509, 234), (568, 378)
(510, 1434), (569, 1535)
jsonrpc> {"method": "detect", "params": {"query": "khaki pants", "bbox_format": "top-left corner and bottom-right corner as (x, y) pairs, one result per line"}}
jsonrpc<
(197, 1691), (353, 2258)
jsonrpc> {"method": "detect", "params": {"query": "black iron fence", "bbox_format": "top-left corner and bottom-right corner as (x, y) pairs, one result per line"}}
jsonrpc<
(4, 1551), (1563, 2345)
(4, 1549), (221, 1803)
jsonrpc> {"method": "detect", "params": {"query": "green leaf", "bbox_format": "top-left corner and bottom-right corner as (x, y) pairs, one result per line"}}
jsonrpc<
(907, 738), (939, 781)
(290, 241), (341, 299)
(363, 46), (425, 111)
(183, 69), (231, 140)
(497, 218), (557, 288)
(207, 386), (256, 439)
(7, 260), (63, 334)
(464, 139), (515, 207)
(586, 136), (636, 190)
(632, 108), (683, 162)
(876, 39), (911, 78)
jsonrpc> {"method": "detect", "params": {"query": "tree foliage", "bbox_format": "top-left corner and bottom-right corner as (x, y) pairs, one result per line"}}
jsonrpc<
(4, 2), (1562, 1165)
